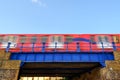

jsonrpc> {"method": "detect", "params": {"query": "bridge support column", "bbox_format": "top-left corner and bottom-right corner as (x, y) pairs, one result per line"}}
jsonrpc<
(0, 50), (21, 80)
(73, 51), (120, 80)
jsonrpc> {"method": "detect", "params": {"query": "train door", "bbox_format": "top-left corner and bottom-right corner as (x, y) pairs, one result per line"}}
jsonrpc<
(49, 36), (64, 48)
(97, 36), (112, 48)
(1, 36), (18, 48)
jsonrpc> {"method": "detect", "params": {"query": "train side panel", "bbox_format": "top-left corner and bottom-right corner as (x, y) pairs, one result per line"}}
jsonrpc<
(0, 34), (120, 52)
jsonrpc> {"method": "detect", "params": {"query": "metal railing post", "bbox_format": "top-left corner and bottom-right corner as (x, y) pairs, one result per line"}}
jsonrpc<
(42, 42), (45, 52)
(66, 42), (68, 52)
(6, 42), (11, 52)
(54, 42), (57, 52)
(89, 42), (92, 52)
(32, 43), (35, 52)
(76, 42), (80, 52)
(112, 42), (116, 51)
(101, 42), (104, 53)
(20, 43), (24, 52)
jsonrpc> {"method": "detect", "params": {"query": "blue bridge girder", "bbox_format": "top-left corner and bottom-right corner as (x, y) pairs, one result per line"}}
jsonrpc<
(10, 52), (114, 67)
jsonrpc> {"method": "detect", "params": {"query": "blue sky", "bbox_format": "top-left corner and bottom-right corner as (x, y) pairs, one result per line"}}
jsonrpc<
(0, 0), (120, 34)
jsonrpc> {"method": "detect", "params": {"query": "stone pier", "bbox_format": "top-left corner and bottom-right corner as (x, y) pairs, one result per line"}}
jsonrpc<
(0, 50), (21, 80)
(73, 51), (120, 80)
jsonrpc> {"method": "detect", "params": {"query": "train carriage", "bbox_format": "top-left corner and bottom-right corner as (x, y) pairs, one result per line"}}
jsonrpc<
(0, 34), (119, 52)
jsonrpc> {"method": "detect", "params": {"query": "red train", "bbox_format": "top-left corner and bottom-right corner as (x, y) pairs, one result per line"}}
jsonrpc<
(0, 34), (119, 52)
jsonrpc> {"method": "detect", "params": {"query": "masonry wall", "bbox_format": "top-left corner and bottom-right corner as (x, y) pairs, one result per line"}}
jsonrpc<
(1, 50), (120, 80)
(73, 51), (120, 80)
(0, 50), (21, 80)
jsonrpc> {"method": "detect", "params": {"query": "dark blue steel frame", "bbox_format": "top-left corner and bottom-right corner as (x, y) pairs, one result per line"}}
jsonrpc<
(10, 52), (114, 67)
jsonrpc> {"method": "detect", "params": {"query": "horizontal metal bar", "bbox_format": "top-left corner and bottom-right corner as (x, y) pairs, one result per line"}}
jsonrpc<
(10, 52), (114, 67)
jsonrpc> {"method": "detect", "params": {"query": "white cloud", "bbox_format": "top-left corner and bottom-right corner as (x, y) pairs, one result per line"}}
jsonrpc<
(31, 0), (47, 7)
(32, 0), (38, 3)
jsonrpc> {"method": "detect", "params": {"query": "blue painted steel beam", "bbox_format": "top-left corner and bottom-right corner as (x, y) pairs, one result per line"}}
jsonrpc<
(10, 52), (114, 67)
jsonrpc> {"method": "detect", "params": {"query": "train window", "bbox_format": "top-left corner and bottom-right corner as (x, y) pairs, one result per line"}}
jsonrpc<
(5, 36), (10, 42)
(51, 36), (55, 42)
(20, 36), (26, 43)
(90, 36), (95, 43)
(97, 36), (112, 48)
(41, 36), (48, 43)
(4, 36), (17, 43)
(49, 36), (63, 48)
(98, 36), (102, 42)
(0, 36), (3, 43)
(65, 36), (73, 43)
(98, 36), (108, 42)
(51, 36), (62, 43)
(58, 36), (62, 42)
(112, 36), (119, 43)
(12, 36), (17, 42)
(104, 36), (109, 42)
(1, 36), (17, 48)
(31, 36), (37, 43)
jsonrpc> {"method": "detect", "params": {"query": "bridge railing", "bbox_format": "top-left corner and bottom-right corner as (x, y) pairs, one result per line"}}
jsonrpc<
(0, 42), (118, 53)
